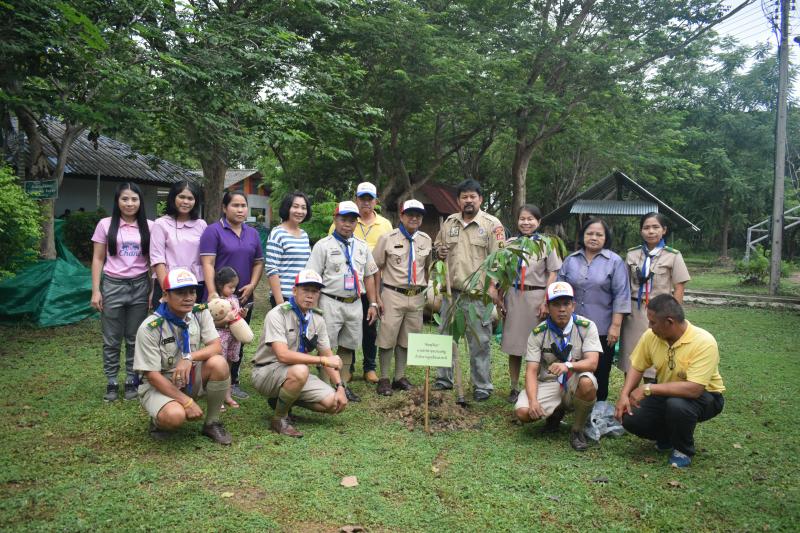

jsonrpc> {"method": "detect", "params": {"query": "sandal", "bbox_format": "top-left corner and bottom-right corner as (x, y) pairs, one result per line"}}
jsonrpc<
(225, 399), (240, 409)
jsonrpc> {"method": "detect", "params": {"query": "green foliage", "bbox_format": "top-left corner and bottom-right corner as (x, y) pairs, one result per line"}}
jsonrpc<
(735, 246), (791, 286)
(62, 209), (106, 262)
(0, 167), (42, 278)
(302, 200), (337, 244)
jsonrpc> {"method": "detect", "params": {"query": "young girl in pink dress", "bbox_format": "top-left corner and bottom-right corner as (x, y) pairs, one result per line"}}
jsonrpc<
(213, 267), (246, 408)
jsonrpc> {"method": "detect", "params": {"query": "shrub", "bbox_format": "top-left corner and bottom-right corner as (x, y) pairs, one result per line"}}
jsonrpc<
(736, 246), (790, 285)
(63, 208), (107, 261)
(302, 201), (337, 245)
(0, 166), (43, 279)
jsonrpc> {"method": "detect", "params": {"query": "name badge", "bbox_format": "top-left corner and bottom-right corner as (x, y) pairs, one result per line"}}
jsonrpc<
(161, 336), (176, 346)
(344, 273), (356, 290)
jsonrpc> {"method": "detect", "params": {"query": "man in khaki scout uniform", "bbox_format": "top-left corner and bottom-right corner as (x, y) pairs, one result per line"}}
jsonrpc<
(615, 294), (725, 468)
(372, 199), (433, 396)
(514, 282), (601, 451)
(329, 182), (393, 384)
(307, 200), (379, 402)
(133, 268), (232, 445)
(433, 179), (505, 401)
(251, 269), (348, 437)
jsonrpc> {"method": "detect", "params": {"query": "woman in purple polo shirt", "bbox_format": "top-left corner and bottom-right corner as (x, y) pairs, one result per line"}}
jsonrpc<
(150, 181), (207, 307)
(557, 218), (630, 402)
(200, 191), (264, 399)
(91, 182), (154, 402)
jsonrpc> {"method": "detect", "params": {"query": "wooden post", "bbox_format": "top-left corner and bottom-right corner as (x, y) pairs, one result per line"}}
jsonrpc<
(424, 367), (430, 434)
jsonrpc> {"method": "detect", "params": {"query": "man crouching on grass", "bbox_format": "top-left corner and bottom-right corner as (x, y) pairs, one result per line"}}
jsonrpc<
(133, 269), (232, 445)
(251, 269), (348, 437)
(514, 282), (601, 451)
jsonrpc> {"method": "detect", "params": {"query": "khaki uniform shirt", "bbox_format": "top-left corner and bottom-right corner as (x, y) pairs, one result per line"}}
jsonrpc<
(373, 228), (433, 288)
(626, 246), (691, 297)
(133, 305), (218, 382)
(433, 210), (504, 290)
(252, 304), (330, 366)
(328, 214), (394, 251)
(306, 235), (378, 297)
(507, 236), (563, 287)
(525, 315), (603, 383)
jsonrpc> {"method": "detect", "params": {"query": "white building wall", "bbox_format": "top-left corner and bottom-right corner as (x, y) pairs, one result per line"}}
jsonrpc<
(56, 177), (163, 218)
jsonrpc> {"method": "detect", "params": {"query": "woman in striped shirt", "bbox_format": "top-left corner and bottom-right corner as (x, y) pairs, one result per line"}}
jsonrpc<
(266, 191), (313, 306)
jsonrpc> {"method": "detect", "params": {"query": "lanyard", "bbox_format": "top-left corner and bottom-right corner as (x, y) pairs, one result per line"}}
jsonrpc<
(332, 231), (361, 293)
(637, 239), (665, 309)
(398, 223), (417, 285)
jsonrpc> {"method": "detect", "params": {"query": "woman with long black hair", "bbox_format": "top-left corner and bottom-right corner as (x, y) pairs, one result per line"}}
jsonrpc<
(91, 182), (153, 402)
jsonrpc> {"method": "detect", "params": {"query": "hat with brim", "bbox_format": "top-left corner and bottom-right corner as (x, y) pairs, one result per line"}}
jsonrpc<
(401, 199), (425, 214)
(546, 281), (575, 302)
(164, 268), (199, 291)
(295, 269), (325, 288)
(334, 200), (359, 217)
(356, 182), (377, 198)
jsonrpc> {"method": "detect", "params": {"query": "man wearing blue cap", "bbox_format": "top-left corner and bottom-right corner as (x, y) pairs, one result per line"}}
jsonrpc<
(307, 201), (379, 402)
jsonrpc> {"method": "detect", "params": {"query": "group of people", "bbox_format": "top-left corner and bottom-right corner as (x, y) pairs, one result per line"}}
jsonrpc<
(90, 178), (725, 468)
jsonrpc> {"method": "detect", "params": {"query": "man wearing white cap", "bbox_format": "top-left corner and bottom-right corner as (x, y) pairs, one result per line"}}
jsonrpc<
(308, 200), (379, 401)
(514, 281), (601, 451)
(330, 182), (393, 384)
(251, 269), (348, 437)
(372, 199), (433, 395)
(133, 268), (233, 445)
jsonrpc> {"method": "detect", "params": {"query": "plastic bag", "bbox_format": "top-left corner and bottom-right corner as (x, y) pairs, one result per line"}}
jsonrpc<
(584, 400), (625, 441)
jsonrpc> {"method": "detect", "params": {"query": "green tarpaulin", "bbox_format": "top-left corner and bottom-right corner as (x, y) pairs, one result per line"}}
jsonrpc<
(0, 219), (98, 327)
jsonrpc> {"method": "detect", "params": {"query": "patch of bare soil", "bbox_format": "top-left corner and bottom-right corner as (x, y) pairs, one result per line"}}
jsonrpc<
(379, 388), (484, 433)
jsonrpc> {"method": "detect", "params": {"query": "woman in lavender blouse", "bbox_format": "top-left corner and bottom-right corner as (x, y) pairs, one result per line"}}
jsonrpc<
(557, 218), (630, 401)
(150, 181), (207, 306)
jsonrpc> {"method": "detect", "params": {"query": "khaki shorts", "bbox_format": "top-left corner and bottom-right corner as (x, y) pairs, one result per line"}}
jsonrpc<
(251, 363), (335, 404)
(376, 288), (425, 349)
(514, 372), (597, 415)
(138, 362), (206, 419)
(319, 294), (363, 350)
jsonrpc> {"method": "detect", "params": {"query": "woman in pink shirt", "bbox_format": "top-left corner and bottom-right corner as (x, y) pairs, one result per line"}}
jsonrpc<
(91, 183), (154, 403)
(150, 181), (207, 306)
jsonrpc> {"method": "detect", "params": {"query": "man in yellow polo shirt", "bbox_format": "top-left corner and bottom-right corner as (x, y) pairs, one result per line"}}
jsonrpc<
(615, 294), (725, 468)
(328, 182), (393, 384)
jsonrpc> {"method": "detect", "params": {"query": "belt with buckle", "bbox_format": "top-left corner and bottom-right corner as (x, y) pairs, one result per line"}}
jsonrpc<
(512, 285), (546, 292)
(322, 293), (360, 304)
(253, 361), (274, 368)
(384, 284), (425, 296)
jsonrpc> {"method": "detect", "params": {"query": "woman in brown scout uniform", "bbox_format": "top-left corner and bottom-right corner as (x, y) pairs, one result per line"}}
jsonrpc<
(500, 204), (562, 404)
(618, 212), (691, 380)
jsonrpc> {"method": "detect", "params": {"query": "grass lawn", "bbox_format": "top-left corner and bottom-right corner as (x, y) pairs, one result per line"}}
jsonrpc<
(1, 290), (798, 532)
(683, 253), (800, 297)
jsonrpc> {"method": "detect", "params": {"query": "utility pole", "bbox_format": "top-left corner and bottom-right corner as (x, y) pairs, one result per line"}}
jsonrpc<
(770, 0), (789, 296)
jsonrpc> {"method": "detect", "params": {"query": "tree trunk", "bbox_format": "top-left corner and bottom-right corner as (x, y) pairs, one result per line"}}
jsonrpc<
(511, 133), (535, 219)
(200, 150), (227, 224)
(720, 194), (730, 259)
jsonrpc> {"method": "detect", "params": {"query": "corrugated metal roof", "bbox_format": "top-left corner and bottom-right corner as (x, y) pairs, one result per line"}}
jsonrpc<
(8, 118), (198, 185)
(570, 199), (658, 215)
(190, 169), (260, 189)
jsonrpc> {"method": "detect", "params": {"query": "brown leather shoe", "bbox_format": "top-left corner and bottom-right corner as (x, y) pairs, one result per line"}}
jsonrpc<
(543, 405), (565, 433)
(270, 416), (303, 438)
(201, 422), (232, 445)
(377, 378), (393, 396)
(363, 370), (379, 384)
(392, 377), (413, 391)
(570, 430), (589, 452)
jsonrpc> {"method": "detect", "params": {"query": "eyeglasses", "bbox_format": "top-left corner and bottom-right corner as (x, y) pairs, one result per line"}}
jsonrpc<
(667, 346), (676, 370)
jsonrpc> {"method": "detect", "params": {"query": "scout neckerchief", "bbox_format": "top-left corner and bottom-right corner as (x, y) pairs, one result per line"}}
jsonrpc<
(156, 301), (194, 393)
(332, 230), (361, 293)
(546, 313), (576, 390)
(514, 232), (541, 291)
(637, 238), (665, 309)
(398, 223), (418, 285)
(289, 297), (312, 353)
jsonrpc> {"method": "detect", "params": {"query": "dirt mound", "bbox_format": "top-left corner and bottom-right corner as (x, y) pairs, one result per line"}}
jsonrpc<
(380, 388), (484, 433)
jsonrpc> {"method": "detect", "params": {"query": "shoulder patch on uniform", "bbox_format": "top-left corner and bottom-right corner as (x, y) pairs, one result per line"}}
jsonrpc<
(575, 318), (591, 328)
(663, 246), (679, 254)
(280, 302), (293, 311)
(628, 245), (641, 251)
(532, 322), (547, 335)
(192, 303), (207, 313)
(147, 317), (164, 329)
(312, 307), (324, 315)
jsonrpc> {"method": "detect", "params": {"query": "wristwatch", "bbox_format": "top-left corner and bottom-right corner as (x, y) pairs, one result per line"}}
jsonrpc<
(369, 302), (379, 308)
(181, 352), (193, 361)
(644, 384), (652, 397)
(335, 382), (345, 389)
(565, 362), (574, 370)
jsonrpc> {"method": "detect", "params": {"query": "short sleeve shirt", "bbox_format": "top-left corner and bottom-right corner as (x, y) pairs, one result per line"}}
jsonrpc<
(525, 315), (603, 382)
(626, 247), (691, 297)
(150, 215), (208, 281)
(328, 214), (394, 251)
(198, 219), (264, 290)
(305, 235), (378, 297)
(433, 210), (505, 290)
(630, 321), (725, 393)
(507, 236), (563, 287)
(91, 217), (154, 278)
(373, 228), (433, 287)
(133, 308), (219, 381)
(252, 305), (331, 365)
